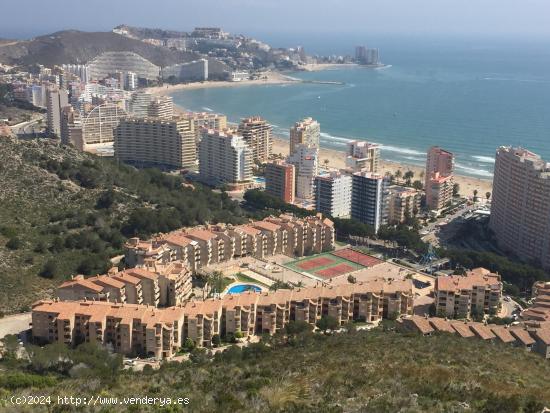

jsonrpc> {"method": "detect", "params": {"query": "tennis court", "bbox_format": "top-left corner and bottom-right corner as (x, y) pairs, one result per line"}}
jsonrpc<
(331, 249), (383, 267)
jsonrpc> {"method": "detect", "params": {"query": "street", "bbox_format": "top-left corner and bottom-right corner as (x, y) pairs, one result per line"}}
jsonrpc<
(0, 312), (31, 340)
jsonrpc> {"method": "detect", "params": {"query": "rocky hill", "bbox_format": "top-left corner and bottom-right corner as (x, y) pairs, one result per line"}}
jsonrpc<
(113, 24), (189, 40)
(0, 138), (245, 313)
(0, 30), (199, 67)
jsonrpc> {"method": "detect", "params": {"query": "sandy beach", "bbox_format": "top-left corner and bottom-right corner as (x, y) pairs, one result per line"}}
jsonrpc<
(151, 71), (493, 198)
(272, 137), (492, 198)
(145, 71), (298, 95)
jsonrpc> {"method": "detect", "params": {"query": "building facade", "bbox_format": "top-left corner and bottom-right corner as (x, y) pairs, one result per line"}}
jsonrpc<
(489, 147), (550, 270)
(115, 117), (196, 169)
(32, 278), (412, 358)
(426, 173), (453, 212)
(46, 87), (69, 137)
(387, 186), (421, 224)
(351, 172), (389, 233)
(345, 140), (380, 173)
(237, 116), (272, 162)
(434, 268), (502, 318)
(425, 146), (454, 210)
(289, 117), (320, 154)
(198, 129), (253, 186)
(287, 144), (319, 200)
(314, 171), (353, 218)
(265, 160), (295, 203)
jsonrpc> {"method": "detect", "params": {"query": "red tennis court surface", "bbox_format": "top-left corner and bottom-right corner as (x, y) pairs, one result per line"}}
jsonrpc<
(297, 256), (336, 270)
(332, 249), (382, 267)
(315, 263), (356, 279)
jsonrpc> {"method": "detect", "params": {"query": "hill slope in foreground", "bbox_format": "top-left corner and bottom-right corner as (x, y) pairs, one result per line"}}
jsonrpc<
(0, 138), (244, 313)
(1, 330), (550, 412)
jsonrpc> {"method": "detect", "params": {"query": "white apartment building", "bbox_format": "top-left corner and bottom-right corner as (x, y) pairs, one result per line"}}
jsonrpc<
(287, 144), (319, 200)
(314, 171), (353, 218)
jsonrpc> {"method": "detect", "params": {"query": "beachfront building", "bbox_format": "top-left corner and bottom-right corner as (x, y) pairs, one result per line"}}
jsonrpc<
(289, 117), (320, 154)
(46, 87), (69, 137)
(345, 140), (380, 173)
(490, 147), (550, 270)
(114, 116), (196, 169)
(125, 214), (335, 270)
(351, 171), (389, 233)
(314, 171), (353, 218)
(182, 112), (228, 144)
(128, 93), (174, 120)
(426, 173), (454, 212)
(265, 160), (295, 203)
(434, 268), (502, 318)
(198, 129), (253, 188)
(32, 278), (412, 357)
(88, 51), (160, 81)
(162, 59), (209, 82)
(287, 144), (319, 200)
(237, 116), (272, 162)
(387, 186), (421, 224)
(425, 146), (454, 210)
(56, 262), (192, 307)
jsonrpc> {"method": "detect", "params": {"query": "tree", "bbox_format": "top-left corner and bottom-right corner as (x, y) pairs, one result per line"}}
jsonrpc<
(211, 334), (221, 347)
(323, 159), (330, 170)
(5, 237), (21, 250)
(412, 180), (423, 190)
(39, 260), (58, 279)
(395, 170), (402, 181)
(485, 191), (491, 201)
(347, 274), (357, 284)
(452, 183), (460, 197)
(473, 189), (478, 202)
(1, 334), (19, 360)
(403, 170), (414, 185)
(316, 316), (339, 333)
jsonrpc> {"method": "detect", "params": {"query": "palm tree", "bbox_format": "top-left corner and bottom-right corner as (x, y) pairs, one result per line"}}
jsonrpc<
(485, 191), (491, 201)
(323, 159), (330, 170)
(395, 170), (403, 182)
(404, 170), (414, 186)
(473, 189), (478, 202)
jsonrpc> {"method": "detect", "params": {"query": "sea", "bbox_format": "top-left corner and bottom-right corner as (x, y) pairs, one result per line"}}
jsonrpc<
(171, 34), (550, 179)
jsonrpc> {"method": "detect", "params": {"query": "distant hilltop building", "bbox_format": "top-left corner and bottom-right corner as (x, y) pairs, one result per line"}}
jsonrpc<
(289, 117), (320, 154)
(345, 140), (380, 173)
(191, 27), (227, 39)
(88, 51), (160, 81)
(490, 147), (550, 270)
(162, 59), (208, 82)
(425, 146), (454, 212)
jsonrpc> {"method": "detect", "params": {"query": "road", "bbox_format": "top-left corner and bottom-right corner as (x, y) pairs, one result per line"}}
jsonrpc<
(500, 298), (519, 319)
(0, 312), (31, 340)
(10, 117), (44, 137)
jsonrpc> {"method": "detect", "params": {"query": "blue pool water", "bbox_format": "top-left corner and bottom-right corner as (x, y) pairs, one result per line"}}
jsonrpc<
(227, 284), (262, 294)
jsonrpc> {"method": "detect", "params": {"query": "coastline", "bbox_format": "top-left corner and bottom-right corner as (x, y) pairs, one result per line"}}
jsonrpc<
(159, 70), (493, 198)
(271, 137), (492, 198)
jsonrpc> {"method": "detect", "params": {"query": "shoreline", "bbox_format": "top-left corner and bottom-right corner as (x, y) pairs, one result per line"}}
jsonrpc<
(160, 70), (492, 198)
(271, 137), (492, 198)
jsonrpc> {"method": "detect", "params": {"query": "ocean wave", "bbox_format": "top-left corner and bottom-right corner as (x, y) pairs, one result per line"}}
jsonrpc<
(472, 155), (495, 164)
(455, 162), (493, 178)
(319, 132), (353, 143)
(202, 107), (214, 112)
(379, 144), (425, 156)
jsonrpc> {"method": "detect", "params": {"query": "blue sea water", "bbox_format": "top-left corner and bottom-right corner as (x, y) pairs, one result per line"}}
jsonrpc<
(171, 35), (550, 178)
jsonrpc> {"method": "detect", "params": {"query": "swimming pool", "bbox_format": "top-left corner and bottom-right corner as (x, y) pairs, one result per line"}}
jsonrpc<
(227, 284), (262, 294)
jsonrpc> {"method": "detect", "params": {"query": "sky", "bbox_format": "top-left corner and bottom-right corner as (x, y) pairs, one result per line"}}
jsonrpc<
(2, 0), (550, 40)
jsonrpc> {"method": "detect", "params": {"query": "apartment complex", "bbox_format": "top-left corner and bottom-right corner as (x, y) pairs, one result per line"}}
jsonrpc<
(128, 93), (174, 120)
(434, 268), (502, 318)
(198, 129), (253, 187)
(351, 172), (389, 233)
(387, 186), (421, 224)
(345, 140), (380, 173)
(265, 160), (295, 203)
(289, 117), (320, 154)
(125, 214), (335, 270)
(425, 146), (454, 211)
(181, 112), (227, 144)
(426, 173), (453, 211)
(57, 261), (192, 307)
(287, 144), (319, 200)
(489, 147), (550, 270)
(46, 87), (69, 136)
(32, 278), (413, 357)
(114, 117), (196, 169)
(238, 116), (272, 162)
(314, 171), (353, 218)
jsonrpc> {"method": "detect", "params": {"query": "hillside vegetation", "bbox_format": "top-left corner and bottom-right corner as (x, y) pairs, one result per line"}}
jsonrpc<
(0, 138), (245, 313)
(1, 328), (550, 412)
(0, 30), (199, 67)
